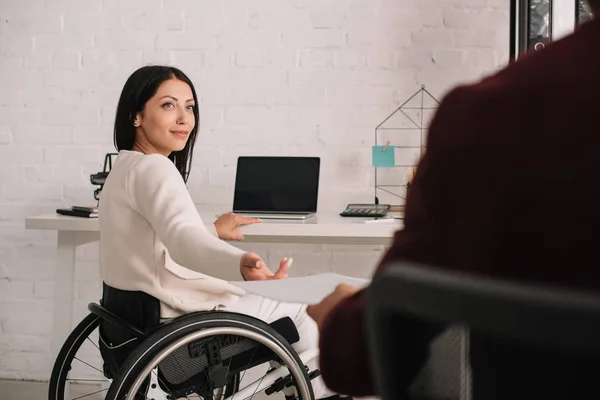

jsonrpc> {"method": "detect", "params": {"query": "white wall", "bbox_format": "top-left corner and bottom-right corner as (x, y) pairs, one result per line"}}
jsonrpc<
(0, 0), (509, 381)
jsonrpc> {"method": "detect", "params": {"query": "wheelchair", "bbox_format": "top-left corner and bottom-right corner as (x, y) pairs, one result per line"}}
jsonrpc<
(49, 283), (320, 400)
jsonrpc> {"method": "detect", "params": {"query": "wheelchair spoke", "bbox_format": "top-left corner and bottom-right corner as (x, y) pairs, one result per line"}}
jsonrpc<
(202, 362), (215, 396)
(73, 356), (104, 374)
(227, 363), (293, 400)
(232, 345), (259, 400)
(71, 387), (108, 400)
(245, 369), (268, 400)
(223, 355), (233, 387)
(215, 361), (235, 400)
(86, 336), (100, 350)
(149, 368), (180, 400)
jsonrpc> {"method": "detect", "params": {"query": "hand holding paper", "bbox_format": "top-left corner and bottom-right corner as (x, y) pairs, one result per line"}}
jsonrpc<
(306, 283), (361, 330)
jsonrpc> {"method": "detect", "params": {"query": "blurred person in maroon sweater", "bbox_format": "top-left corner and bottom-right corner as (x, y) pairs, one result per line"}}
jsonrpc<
(307, 3), (600, 398)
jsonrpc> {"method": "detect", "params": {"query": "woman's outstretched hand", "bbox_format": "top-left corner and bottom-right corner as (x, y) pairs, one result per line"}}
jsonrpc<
(214, 212), (261, 241)
(240, 252), (292, 281)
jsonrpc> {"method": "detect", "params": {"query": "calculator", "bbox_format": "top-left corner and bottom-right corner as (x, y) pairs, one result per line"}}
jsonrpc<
(340, 204), (391, 217)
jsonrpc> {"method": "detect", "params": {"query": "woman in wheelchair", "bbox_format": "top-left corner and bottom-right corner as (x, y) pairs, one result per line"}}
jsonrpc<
(49, 65), (348, 400)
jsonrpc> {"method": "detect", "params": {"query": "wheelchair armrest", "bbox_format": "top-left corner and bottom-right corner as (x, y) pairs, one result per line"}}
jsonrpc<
(269, 316), (299, 345)
(88, 302), (147, 340)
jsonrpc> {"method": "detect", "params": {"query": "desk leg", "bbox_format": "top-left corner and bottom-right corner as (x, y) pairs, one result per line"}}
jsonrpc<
(50, 231), (76, 371)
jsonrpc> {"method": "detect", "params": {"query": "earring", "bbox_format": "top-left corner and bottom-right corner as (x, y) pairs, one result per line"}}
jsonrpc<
(133, 121), (140, 127)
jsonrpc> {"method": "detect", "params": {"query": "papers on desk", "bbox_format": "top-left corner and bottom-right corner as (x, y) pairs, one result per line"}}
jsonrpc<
(230, 273), (370, 304)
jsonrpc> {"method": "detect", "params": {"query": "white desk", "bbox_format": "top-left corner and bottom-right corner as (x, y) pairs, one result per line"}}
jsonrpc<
(25, 210), (402, 364)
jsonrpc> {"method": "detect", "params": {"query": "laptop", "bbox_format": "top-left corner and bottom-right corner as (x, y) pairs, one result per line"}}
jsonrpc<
(232, 156), (320, 220)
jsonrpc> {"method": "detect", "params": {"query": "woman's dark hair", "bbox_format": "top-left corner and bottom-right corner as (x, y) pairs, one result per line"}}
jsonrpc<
(587, 0), (600, 11)
(114, 65), (200, 182)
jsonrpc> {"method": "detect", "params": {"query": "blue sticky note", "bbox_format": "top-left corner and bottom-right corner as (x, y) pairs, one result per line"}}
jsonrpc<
(372, 145), (395, 167)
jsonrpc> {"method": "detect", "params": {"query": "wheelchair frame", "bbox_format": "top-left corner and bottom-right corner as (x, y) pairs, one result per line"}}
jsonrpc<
(50, 301), (320, 400)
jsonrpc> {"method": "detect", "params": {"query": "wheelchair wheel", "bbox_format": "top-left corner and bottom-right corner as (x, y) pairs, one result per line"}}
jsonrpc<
(106, 311), (315, 400)
(48, 312), (241, 400)
(48, 312), (110, 400)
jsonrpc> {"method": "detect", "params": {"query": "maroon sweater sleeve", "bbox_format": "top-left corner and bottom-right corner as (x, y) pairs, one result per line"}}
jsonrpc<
(318, 87), (470, 397)
(318, 290), (373, 397)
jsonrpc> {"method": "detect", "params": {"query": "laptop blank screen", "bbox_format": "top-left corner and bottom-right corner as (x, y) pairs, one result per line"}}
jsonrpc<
(233, 157), (320, 213)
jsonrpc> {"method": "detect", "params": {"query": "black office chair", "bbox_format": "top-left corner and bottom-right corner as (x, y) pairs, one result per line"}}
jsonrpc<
(366, 261), (600, 400)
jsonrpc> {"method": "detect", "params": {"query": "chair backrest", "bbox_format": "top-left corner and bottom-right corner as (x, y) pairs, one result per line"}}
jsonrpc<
(366, 261), (600, 400)
(97, 283), (161, 379)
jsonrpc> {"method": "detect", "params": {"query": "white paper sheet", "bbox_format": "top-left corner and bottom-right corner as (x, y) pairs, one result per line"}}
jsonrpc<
(229, 273), (370, 304)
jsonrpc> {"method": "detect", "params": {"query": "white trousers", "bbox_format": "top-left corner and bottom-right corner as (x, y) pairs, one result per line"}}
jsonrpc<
(223, 294), (336, 399)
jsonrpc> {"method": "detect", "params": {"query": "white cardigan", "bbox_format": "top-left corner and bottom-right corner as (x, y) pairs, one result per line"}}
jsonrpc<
(99, 150), (246, 318)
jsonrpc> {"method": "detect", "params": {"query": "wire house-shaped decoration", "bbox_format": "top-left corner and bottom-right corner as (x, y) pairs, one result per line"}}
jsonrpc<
(374, 85), (440, 207)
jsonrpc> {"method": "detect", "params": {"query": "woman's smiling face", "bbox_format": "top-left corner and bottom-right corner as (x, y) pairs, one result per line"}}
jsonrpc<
(133, 78), (196, 156)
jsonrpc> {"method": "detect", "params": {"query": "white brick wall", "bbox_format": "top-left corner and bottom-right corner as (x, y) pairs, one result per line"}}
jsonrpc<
(0, 0), (508, 382)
